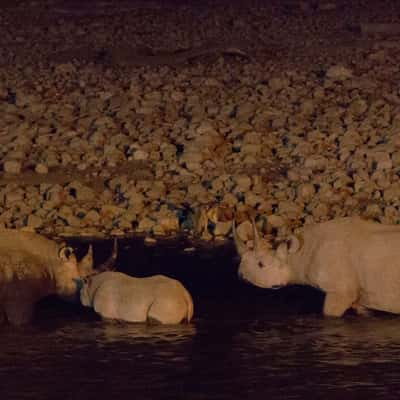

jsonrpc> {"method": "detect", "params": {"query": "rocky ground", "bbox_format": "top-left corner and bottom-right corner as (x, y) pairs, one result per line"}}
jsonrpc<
(2, 0), (400, 243)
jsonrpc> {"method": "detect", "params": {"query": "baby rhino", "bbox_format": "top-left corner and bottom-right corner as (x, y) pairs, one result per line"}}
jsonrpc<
(80, 271), (194, 324)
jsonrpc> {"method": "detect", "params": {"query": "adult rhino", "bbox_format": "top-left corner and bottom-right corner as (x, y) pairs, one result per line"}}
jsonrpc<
(233, 217), (400, 317)
(0, 230), (115, 325)
(80, 270), (194, 325)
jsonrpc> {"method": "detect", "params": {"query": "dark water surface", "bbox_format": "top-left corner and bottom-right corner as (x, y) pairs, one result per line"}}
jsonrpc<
(1, 238), (400, 399)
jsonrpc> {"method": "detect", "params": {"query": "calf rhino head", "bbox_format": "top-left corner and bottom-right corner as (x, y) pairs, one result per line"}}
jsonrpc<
(233, 220), (300, 289)
(57, 239), (118, 305)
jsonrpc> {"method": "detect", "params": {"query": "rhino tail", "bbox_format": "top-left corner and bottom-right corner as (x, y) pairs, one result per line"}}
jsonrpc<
(184, 289), (194, 323)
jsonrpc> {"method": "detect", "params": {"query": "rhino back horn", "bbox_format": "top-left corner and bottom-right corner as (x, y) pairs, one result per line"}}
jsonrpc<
(232, 220), (247, 256)
(251, 218), (260, 250)
(97, 238), (118, 272)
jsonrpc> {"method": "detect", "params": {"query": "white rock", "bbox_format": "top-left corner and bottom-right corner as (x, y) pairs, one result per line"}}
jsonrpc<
(35, 163), (48, 174)
(297, 183), (316, 202)
(214, 221), (232, 237)
(266, 215), (286, 228)
(3, 160), (22, 174)
(133, 150), (149, 161)
(27, 214), (43, 229)
(326, 65), (353, 81)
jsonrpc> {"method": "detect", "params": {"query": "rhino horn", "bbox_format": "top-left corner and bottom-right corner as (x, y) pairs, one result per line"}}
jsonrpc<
(251, 218), (260, 250)
(79, 244), (94, 276)
(97, 238), (118, 272)
(232, 220), (247, 256)
(288, 235), (302, 253)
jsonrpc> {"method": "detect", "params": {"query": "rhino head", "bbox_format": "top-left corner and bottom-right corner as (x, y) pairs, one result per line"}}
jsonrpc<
(233, 220), (301, 289)
(61, 239), (118, 299)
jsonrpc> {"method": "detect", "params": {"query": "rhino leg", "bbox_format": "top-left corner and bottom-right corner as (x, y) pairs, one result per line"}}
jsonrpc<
(323, 292), (356, 317)
(4, 298), (35, 325)
(351, 302), (372, 316)
(2, 278), (50, 325)
(147, 298), (187, 325)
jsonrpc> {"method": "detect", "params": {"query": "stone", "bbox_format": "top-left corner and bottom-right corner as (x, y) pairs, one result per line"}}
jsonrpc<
(326, 65), (353, 81)
(35, 163), (48, 174)
(3, 160), (22, 174)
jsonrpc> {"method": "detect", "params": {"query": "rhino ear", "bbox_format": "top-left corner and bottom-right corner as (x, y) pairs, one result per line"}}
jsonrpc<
(288, 235), (302, 254)
(59, 246), (75, 262)
(276, 243), (288, 261)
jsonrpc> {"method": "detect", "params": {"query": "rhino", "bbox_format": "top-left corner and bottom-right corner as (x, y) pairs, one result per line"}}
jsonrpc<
(0, 230), (114, 325)
(80, 271), (194, 325)
(233, 217), (400, 317)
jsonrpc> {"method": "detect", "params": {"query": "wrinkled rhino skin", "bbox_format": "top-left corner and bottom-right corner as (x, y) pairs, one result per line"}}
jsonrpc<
(0, 276), (55, 325)
(80, 271), (194, 324)
(0, 230), (86, 325)
(235, 217), (400, 317)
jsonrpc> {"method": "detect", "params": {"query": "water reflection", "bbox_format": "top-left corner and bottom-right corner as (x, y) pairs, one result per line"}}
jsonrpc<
(55, 320), (197, 344)
(1, 310), (400, 399)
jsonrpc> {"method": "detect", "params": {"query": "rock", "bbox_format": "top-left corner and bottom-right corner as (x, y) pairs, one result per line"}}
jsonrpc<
(326, 65), (353, 81)
(3, 160), (22, 174)
(35, 163), (48, 174)
(214, 220), (232, 237)
(304, 155), (328, 171)
(296, 183), (316, 202)
(234, 220), (253, 243)
(137, 217), (155, 233)
(365, 203), (382, 218)
(133, 150), (149, 161)
(26, 214), (43, 229)
(82, 209), (101, 225)
(371, 151), (392, 171)
(4, 189), (24, 206)
(234, 175), (252, 192)
(361, 23), (400, 36)
(311, 203), (330, 219)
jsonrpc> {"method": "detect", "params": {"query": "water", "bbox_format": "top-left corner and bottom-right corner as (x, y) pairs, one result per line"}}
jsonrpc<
(1, 238), (400, 399)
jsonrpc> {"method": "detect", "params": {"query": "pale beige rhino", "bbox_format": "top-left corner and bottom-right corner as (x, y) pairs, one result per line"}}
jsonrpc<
(233, 217), (400, 317)
(0, 230), (114, 325)
(80, 271), (194, 324)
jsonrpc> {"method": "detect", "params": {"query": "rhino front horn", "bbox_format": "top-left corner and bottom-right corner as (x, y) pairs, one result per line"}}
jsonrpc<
(232, 220), (247, 256)
(79, 244), (94, 275)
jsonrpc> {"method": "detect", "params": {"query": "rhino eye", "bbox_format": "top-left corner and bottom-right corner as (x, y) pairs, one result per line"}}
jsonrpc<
(258, 261), (265, 269)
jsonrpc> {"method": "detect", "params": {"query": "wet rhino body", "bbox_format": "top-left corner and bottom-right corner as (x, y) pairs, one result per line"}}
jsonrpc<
(80, 271), (194, 324)
(0, 230), (86, 325)
(234, 217), (400, 317)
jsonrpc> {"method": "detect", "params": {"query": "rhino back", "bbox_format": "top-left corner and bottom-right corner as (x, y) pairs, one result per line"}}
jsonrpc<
(289, 219), (369, 290)
(0, 230), (62, 265)
(292, 219), (400, 313)
(90, 273), (153, 321)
